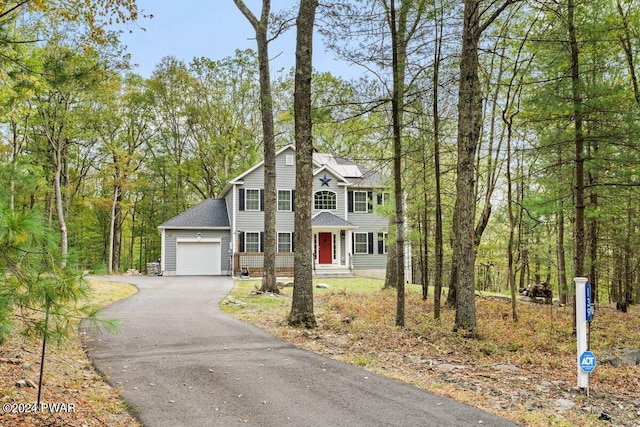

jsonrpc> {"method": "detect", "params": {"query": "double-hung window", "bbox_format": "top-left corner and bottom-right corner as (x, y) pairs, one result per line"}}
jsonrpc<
(354, 191), (368, 213)
(278, 190), (292, 211)
(354, 232), (369, 254)
(277, 232), (292, 252)
(245, 189), (260, 211)
(245, 232), (260, 252)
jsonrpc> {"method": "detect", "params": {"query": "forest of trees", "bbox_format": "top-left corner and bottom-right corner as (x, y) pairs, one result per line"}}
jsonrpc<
(2, 1), (640, 334)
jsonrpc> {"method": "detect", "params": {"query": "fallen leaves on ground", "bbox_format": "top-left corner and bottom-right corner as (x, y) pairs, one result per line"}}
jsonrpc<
(0, 334), (140, 427)
(0, 278), (140, 427)
(227, 286), (640, 427)
(2, 280), (638, 427)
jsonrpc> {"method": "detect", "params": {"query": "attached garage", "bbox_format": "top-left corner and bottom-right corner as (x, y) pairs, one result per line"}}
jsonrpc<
(158, 199), (232, 276)
(176, 239), (221, 275)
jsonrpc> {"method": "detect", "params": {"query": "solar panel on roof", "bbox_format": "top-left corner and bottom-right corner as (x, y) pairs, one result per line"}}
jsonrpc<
(332, 164), (362, 178)
(314, 153), (336, 164)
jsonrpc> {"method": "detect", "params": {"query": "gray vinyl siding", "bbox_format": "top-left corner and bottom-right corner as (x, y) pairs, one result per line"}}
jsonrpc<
(163, 229), (231, 273)
(223, 190), (237, 255)
(351, 240), (388, 270)
(230, 146), (388, 274)
(236, 147), (297, 235)
(235, 161), (265, 235)
(312, 169), (346, 219)
(165, 231), (176, 268)
(275, 148), (296, 231)
(347, 190), (389, 271)
(224, 191), (234, 228)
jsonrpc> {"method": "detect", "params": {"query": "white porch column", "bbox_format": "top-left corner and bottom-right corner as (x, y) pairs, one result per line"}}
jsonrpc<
(346, 231), (353, 269)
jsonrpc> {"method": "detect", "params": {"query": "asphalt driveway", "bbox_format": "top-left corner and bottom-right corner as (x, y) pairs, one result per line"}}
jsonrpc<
(84, 276), (520, 427)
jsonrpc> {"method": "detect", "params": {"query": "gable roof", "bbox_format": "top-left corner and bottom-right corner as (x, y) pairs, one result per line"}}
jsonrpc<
(348, 166), (387, 188)
(313, 153), (386, 188)
(312, 211), (357, 229)
(312, 164), (350, 185)
(159, 199), (230, 229)
(218, 145), (296, 198)
(218, 145), (387, 198)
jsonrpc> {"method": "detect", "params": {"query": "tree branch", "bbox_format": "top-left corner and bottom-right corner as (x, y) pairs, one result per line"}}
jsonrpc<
(479, 0), (521, 34)
(0, 0), (28, 19)
(233, 0), (260, 29)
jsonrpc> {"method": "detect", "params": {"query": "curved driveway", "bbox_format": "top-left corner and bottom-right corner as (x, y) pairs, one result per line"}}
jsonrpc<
(84, 276), (520, 427)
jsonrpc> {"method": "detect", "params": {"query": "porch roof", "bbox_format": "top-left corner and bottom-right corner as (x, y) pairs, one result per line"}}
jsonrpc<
(312, 212), (358, 229)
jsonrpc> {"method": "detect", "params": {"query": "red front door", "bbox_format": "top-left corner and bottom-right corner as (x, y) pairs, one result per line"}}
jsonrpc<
(318, 233), (333, 264)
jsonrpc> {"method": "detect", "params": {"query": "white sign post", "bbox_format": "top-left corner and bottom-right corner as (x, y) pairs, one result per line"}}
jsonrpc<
(574, 277), (591, 389)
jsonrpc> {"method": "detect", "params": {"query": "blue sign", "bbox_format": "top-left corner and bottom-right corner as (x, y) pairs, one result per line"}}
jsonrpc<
(585, 283), (593, 322)
(579, 351), (597, 373)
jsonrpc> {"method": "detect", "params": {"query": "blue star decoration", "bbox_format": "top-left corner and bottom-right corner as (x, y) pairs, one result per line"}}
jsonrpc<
(320, 174), (331, 187)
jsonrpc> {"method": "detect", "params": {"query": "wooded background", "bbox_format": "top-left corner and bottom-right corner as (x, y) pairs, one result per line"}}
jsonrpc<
(2, 1), (640, 318)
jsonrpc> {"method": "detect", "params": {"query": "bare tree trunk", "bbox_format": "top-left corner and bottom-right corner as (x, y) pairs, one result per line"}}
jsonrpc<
(453, 0), (517, 333)
(421, 202), (429, 300)
(505, 114), (518, 323)
(519, 247), (527, 291)
(53, 151), (68, 267)
(8, 120), (27, 212)
(534, 235), (541, 285)
(113, 196), (122, 271)
(108, 186), (120, 274)
(40, 98), (70, 267)
(432, 0), (444, 319)
(588, 141), (598, 302)
(130, 197), (138, 270)
(617, 0), (640, 107)
(557, 206), (568, 305)
(499, 15), (530, 321)
(568, 0), (585, 278)
(288, 0), (318, 328)
(388, 0), (407, 327)
(233, 0), (278, 293)
(446, 259), (457, 307)
(567, 0), (585, 334)
(611, 252), (621, 303)
(383, 218), (398, 289)
(623, 196), (633, 310)
(453, 0), (483, 333)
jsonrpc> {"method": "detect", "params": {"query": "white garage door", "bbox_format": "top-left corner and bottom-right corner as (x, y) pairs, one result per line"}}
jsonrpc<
(176, 241), (221, 275)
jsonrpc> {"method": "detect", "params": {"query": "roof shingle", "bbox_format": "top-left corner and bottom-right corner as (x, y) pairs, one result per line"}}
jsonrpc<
(159, 199), (230, 228)
(312, 211), (357, 228)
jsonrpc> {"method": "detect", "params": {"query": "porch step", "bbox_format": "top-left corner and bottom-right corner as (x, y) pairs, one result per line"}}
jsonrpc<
(313, 269), (353, 278)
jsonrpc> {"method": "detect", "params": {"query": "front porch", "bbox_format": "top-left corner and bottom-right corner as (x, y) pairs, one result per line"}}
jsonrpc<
(232, 252), (353, 278)
(233, 214), (357, 279)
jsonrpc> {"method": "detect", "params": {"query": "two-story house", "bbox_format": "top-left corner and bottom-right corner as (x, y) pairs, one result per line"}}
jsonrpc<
(158, 145), (390, 278)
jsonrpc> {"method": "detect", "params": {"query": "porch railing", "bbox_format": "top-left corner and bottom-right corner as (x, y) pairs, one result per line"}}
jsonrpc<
(233, 252), (294, 277)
